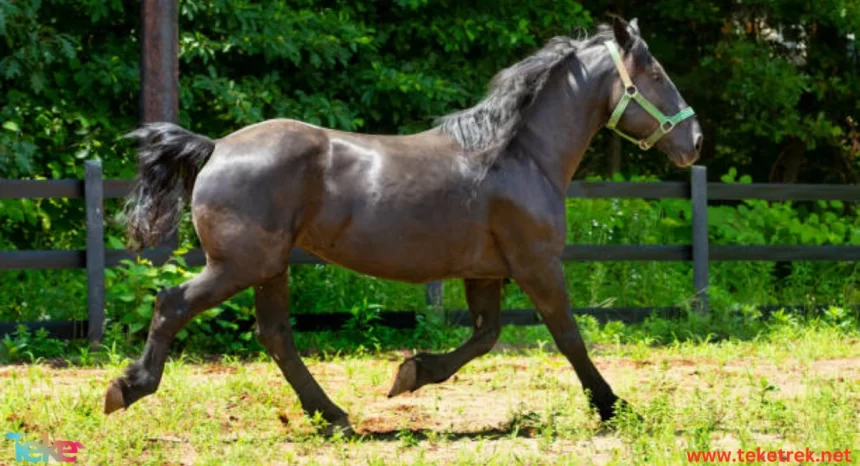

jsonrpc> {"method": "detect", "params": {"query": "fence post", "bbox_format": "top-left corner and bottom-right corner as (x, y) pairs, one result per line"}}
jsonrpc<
(691, 165), (709, 314)
(141, 0), (180, 252)
(141, 0), (179, 125)
(425, 281), (444, 320)
(85, 160), (106, 345)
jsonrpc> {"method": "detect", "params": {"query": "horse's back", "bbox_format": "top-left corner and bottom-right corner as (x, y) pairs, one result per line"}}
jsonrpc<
(216, 117), (457, 154)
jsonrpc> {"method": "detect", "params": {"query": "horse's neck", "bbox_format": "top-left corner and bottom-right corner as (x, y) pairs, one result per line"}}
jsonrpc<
(512, 51), (612, 191)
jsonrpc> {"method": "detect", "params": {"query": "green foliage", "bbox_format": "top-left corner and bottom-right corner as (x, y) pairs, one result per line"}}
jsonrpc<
(0, 325), (66, 362)
(0, 269), (87, 322)
(590, 0), (860, 181)
(289, 265), (425, 315)
(1, 298), (856, 364)
(0, 0), (593, 311)
(1, 0), (857, 249)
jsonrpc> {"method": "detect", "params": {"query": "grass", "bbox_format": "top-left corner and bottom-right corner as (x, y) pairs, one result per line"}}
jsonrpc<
(0, 316), (858, 465)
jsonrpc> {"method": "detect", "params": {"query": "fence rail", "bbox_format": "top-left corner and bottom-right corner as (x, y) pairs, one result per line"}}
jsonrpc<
(6, 244), (860, 271)
(7, 178), (860, 202)
(1, 162), (858, 343)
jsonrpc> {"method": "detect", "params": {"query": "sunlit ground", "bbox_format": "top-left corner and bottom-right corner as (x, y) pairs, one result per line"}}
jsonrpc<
(0, 325), (857, 465)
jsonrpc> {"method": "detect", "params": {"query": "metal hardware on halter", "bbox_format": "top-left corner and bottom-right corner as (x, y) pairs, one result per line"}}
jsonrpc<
(604, 40), (696, 150)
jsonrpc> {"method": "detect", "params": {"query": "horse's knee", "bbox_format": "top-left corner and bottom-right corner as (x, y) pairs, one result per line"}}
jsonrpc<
(254, 325), (277, 348)
(150, 287), (187, 337)
(255, 322), (290, 349)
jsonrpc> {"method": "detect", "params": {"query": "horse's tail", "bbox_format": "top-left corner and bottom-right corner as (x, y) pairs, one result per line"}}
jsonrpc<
(122, 122), (216, 252)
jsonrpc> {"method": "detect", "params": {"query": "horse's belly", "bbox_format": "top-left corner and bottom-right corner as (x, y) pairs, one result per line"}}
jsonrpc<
(296, 218), (506, 283)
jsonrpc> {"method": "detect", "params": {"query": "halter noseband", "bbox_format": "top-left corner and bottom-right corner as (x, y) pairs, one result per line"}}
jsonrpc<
(604, 40), (695, 150)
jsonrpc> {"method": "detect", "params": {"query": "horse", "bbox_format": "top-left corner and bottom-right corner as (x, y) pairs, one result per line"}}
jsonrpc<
(104, 16), (702, 436)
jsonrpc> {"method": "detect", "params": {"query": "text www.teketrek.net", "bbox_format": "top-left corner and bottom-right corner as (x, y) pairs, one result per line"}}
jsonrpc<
(686, 448), (852, 463)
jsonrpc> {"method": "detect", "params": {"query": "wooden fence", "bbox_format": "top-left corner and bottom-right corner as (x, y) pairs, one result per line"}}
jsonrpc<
(1, 162), (859, 343)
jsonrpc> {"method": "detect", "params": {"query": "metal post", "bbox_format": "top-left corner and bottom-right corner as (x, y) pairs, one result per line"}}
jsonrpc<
(691, 165), (709, 314)
(85, 160), (105, 344)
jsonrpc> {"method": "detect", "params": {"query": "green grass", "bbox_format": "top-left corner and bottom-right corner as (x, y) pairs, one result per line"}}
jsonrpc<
(1, 316), (857, 465)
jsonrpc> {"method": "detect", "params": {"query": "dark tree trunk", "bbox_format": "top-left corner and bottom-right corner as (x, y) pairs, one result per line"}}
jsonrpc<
(607, 134), (621, 177)
(769, 136), (805, 183)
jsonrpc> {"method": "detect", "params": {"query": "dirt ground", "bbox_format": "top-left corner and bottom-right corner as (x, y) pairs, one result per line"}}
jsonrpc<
(0, 343), (858, 465)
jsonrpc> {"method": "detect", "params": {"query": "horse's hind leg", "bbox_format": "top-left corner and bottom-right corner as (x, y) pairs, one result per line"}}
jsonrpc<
(254, 271), (352, 436)
(104, 265), (248, 414)
(388, 278), (502, 397)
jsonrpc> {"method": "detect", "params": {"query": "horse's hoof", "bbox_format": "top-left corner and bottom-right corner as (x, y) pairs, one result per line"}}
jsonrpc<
(599, 398), (642, 425)
(387, 359), (418, 398)
(104, 379), (126, 415)
(324, 416), (355, 438)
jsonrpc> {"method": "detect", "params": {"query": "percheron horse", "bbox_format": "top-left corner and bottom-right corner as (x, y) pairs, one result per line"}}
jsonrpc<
(105, 17), (702, 435)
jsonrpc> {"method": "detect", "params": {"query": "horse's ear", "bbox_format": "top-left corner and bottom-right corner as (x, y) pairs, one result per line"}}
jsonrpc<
(612, 16), (633, 51)
(629, 18), (641, 36)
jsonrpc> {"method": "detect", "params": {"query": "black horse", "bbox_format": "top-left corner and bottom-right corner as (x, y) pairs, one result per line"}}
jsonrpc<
(105, 17), (702, 435)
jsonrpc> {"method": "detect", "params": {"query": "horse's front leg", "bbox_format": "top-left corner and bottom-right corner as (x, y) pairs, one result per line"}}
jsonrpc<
(512, 259), (630, 422)
(389, 278), (502, 396)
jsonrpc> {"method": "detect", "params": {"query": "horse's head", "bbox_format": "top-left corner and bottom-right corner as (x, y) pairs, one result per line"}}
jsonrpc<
(604, 16), (702, 167)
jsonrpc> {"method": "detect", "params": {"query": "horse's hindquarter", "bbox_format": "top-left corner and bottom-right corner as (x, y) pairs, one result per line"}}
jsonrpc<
(296, 130), (507, 282)
(189, 120), (329, 271)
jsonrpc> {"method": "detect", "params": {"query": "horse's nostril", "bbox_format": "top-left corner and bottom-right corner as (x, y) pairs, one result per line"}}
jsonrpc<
(694, 135), (703, 153)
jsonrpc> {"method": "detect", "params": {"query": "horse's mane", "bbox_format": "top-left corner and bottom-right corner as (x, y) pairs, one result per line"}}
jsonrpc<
(437, 25), (615, 173)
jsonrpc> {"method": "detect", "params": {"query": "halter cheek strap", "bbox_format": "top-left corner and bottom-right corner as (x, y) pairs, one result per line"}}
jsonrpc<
(604, 40), (695, 150)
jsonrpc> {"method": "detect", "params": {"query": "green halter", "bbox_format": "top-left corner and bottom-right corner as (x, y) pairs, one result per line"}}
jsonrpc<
(604, 40), (695, 150)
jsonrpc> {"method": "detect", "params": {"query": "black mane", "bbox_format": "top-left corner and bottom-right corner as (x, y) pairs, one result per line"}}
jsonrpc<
(437, 25), (615, 157)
